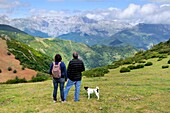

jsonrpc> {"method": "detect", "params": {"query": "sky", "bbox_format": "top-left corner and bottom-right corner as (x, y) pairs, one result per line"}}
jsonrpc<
(0, 0), (170, 24)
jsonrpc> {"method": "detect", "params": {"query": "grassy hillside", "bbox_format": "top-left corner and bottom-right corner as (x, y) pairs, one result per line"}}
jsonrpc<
(0, 35), (53, 83)
(0, 56), (170, 113)
(110, 39), (170, 68)
(0, 30), (137, 69)
(1, 36), (53, 73)
(0, 38), (37, 82)
(6, 38), (52, 73)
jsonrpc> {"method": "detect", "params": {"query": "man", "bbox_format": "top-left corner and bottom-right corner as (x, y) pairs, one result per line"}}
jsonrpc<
(64, 52), (85, 102)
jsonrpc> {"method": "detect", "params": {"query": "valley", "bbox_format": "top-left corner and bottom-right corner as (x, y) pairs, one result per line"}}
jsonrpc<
(0, 25), (137, 69)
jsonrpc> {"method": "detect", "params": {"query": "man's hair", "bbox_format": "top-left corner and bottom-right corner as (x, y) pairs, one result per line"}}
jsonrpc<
(55, 54), (62, 62)
(73, 52), (78, 59)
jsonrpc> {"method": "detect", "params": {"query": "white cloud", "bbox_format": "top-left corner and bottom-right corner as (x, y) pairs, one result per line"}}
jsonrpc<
(140, 3), (170, 23)
(119, 4), (140, 19)
(148, 0), (170, 3)
(160, 4), (170, 7)
(29, 3), (169, 24)
(29, 9), (70, 17)
(86, 13), (104, 20)
(0, 0), (29, 17)
(1, 1), (170, 24)
(108, 7), (119, 11)
(140, 4), (158, 15)
(0, 0), (27, 9)
(83, 3), (170, 24)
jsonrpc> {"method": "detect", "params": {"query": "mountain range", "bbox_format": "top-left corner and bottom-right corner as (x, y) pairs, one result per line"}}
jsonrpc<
(1, 24), (170, 83)
(109, 23), (170, 50)
(0, 25), (137, 69)
(0, 15), (132, 38)
(0, 15), (170, 50)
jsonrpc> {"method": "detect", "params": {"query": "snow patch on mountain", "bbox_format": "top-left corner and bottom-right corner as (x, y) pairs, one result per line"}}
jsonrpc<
(0, 15), (133, 38)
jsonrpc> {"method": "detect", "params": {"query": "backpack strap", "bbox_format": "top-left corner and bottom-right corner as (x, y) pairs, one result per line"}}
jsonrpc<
(58, 62), (61, 69)
(53, 62), (55, 66)
(53, 62), (61, 66)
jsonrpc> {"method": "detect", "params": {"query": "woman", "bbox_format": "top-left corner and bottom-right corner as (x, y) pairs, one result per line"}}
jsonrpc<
(49, 54), (67, 103)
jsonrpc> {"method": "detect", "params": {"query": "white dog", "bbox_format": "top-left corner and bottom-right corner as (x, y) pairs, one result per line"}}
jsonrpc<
(84, 86), (99, 100)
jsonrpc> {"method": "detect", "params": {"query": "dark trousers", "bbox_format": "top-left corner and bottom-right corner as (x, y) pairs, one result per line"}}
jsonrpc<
(53, 78), (65, 101)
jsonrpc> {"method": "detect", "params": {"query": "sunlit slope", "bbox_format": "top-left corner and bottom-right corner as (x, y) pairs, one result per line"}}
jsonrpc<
(0, 56), (170, 112)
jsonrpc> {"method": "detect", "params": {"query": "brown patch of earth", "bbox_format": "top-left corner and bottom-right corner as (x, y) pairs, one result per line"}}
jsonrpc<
(0, 38), (37, 83)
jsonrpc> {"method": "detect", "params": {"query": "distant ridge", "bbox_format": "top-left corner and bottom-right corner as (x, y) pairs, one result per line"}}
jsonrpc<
(109, 39), (123, 46)
(110, 23), (170, 50)
(0, 24), (27, 34)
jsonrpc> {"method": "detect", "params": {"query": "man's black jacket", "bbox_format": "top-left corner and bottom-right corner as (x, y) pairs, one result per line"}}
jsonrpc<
(67, 59), (85, 81)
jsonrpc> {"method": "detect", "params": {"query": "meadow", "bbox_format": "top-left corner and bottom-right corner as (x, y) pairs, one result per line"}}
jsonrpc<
(0, 57), (170, 113)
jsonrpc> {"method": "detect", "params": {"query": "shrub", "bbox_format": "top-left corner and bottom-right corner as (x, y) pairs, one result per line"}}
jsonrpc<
(158, 55), (167, 59)
(138, 60), (146, 63)
(127, 64), (144, 70)
(15, 56), (19, 60)
(8, 67), (12, 71)
(168, 60), (170, 64)
(7, 51), (11, 55)
(150, 52), (159, 58)
(5, 76), (27, 84)
(22, 66), (25, 70)
(13, 70), (17, 73)
(29, 72), (50, 82)
(127, 65), (136, 70)
(162, 65), (169, 69)
(136, 64), (144, 69)
(107, 64), (119, 69)
(120, 67), (130, 73)
(83, 67), (109, 77)
(29, 75), (48, 82)
(159, 48), (170, 54)
(157, 58), (163, 61)
(145, 62), (153, 66)
(122, 59), (133, 65)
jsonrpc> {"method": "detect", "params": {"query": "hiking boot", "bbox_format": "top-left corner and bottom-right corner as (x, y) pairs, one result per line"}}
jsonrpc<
(53, 100), (57, 103)
(61, 100), (66, 103)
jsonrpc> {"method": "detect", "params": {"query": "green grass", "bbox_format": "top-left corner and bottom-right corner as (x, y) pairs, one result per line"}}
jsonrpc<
(0, 57), (170, 113)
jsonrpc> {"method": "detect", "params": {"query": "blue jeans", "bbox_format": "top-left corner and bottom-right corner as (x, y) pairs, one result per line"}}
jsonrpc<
(64, 79), (81, 102)
(53, 78), (65, 101)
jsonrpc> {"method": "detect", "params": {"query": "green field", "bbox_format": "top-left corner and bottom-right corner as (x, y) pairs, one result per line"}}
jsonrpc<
(0, 57), (170, 113)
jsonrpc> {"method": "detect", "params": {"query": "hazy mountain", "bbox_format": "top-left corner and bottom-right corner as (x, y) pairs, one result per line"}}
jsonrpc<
(0, 24), (27, 34)
(109, 23), (170, 50)
(58, 32), (113, 46)
(0, 15), (133, 42)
